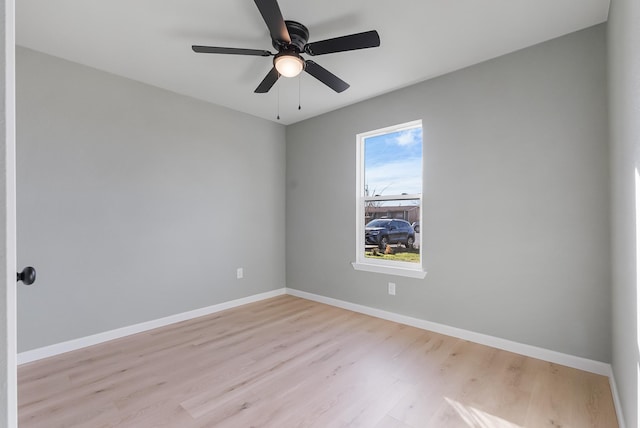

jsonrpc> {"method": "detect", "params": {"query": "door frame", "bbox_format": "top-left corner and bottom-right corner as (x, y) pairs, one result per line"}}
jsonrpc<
(1, 0), (18, 425)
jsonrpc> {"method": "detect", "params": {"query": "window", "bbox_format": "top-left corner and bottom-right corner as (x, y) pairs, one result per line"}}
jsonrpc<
(352, 120), (426, 278)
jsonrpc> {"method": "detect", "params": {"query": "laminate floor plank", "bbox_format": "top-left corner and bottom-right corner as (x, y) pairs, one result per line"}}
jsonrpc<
(250, 323), (413, 428)
(187, 318), (391, 427)
(18, 295), (618, 427)
(374, 415), (414, 428)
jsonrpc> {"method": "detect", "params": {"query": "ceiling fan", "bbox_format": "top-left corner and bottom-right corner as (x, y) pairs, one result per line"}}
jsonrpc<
(192, 0), (380, 94)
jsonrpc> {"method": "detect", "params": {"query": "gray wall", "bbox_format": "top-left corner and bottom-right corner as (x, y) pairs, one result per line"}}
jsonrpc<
(286, 25), (610, 362)
(16, 47), (286, 352)
(609, 0), (640, 425)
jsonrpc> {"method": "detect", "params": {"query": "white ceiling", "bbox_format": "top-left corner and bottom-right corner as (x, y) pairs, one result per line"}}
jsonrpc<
(17, 0), (609, 125)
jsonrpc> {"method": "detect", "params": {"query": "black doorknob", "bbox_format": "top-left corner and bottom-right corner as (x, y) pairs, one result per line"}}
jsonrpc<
(17, 267), (36, 285)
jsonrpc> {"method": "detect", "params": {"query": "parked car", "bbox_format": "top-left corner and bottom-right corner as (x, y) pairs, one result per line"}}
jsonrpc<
(365, 219), (416, 249)
(412, 221), (420, 233)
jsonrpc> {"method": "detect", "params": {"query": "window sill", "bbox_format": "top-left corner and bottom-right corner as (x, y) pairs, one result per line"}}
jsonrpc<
(351, 262), (427, 279)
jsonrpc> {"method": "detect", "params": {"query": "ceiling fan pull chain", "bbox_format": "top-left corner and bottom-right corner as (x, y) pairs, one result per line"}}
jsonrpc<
(277, 84), (280, 120)
(298, 75), (302, 110)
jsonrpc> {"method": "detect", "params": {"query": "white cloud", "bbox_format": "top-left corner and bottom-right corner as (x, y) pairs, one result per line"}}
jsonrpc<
(393, 129), (421, 147)
(365, 158), (422, 195)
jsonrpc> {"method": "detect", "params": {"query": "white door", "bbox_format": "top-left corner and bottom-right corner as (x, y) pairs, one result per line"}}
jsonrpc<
(1, 0), (18, 425)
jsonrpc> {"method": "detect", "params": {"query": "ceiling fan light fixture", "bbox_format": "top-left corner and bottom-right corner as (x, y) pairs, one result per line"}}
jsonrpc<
(274, 53), (304, 78)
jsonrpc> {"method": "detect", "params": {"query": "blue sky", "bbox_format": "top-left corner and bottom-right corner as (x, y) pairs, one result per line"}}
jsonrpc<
(364, 127), (423, 196)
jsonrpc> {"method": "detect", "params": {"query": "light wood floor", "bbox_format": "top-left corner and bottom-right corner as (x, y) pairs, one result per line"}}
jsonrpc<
(18, 295), (618, 427)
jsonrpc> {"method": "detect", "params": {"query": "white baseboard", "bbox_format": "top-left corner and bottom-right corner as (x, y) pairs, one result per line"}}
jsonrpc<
(18, 286), (624, 427)
(285, 288), (612, 377)
(291, 286), (628, 427)
(287, 288), (630, 426)
(607, 368), (627, 428)
(17, 288), (286, 365)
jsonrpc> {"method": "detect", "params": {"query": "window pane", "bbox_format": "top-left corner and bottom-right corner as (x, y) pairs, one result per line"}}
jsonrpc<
(364, 198), (420, 263)
(356, 120), (423, 272)
(364, 127), (423, 197)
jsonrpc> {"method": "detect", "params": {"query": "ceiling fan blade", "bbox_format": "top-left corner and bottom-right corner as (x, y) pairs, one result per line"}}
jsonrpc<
(305, 30), (380, 56)
(192, 46), (272, 56)
(254, 0), (291, 44)
(304, 61), (349, 93)
(254, 67), (280, 93)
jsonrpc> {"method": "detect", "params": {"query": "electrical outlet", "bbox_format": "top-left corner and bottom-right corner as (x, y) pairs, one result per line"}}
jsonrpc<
(237, 268), (243, 279)
(388, 282), (396, 295)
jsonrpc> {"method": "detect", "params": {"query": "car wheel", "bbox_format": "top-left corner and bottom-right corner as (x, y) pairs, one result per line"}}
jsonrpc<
(406, 236), (415, 249)
(379, 236), (389, 250)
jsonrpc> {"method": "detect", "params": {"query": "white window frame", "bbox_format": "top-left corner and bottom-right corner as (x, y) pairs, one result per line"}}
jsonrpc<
(352, 120), (427, 279)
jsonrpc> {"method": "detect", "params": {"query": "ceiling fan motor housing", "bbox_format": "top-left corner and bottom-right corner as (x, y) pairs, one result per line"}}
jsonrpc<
(273, 20), (309, 52)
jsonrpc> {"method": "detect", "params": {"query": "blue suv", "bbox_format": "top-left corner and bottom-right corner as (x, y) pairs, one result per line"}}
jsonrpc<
(365, 219), (416, 250)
